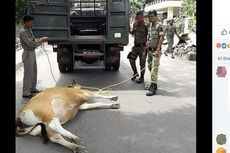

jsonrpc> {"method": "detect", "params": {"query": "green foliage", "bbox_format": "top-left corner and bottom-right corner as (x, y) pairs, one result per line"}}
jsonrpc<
(16, 0), (28, 24)
(174, 18), (185, 34)
(181, 0), (196, 17)
(188, 16), (196, 32)
(181, 0), (196, 32)
(129, 0), (142, 19)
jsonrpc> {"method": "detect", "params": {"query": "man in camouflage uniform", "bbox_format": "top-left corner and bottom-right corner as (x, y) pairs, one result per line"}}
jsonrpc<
(128, 11), (148, 83)
(145, 10), (164, 96)
(164, 19), (180, 58)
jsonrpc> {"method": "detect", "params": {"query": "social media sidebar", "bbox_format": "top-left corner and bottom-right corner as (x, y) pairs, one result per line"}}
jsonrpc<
(213, 37), (230, 153)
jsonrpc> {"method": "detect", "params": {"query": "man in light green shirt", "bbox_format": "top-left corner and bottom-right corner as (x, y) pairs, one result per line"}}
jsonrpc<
(20, 15), (48, 98)
(145, 10), (164, 96)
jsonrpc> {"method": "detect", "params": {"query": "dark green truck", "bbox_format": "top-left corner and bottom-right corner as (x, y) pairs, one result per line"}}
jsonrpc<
(27, 0), (129, 72)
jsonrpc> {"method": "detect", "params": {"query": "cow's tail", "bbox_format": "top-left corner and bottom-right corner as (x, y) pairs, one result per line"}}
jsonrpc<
(16, 122), (49, 144)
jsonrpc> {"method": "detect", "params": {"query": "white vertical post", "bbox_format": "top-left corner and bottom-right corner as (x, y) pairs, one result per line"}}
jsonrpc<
(184, 17), (189, 33)
(167, 7), (174, 19)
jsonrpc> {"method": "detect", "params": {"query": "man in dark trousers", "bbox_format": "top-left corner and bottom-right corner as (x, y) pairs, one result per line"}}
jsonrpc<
(20, 15), (48, 98)
(128, 11), (148, 83)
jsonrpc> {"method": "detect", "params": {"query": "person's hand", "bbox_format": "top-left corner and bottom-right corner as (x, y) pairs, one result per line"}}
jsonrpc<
(40, 37), (48, 42)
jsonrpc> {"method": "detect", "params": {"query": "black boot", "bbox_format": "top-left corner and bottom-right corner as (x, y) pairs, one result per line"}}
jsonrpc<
(136, 75), (144, 83)
(146, 83), (157, 96)
(131, 71), (139, 81)
(154, 83), (158, 90)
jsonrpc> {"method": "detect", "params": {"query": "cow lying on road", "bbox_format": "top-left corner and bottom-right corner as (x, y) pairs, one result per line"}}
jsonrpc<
(16, 86), (120, 153)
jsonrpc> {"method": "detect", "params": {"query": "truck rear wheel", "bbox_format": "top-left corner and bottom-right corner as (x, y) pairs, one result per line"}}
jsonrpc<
(112, 60), (120, 71)
(105, 63), (112, 71)
(58, 64), (74, 73)
(112, 52), (120, 71)
(58, 63), (67, 73)
(66, 64), (74, 72)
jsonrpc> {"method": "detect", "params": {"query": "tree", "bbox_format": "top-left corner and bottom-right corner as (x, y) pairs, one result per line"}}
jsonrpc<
(181, 0), (196, 32)
(129, 0), (143, 21)
(181, 0), (196, 17)
(16, 0), (28, 24)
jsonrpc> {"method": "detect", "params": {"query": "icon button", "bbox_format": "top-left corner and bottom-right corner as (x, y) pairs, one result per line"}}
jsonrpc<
(216, 66), (227, 77)
(221, 29), (228, 35)
(222, 43), (227, 49)
(227, 43), (230, 48)
(216, 147), (226, 153)
(216, 134), (227, 145)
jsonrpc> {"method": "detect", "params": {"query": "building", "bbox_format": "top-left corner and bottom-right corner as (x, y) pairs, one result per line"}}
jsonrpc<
(144, 0), (182, 19)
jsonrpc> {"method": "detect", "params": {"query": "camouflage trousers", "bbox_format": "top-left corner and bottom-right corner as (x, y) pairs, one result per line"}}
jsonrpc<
(128, 46), (146, 75)
(147, 50), (161, 83)
(166, 37), (174, 54)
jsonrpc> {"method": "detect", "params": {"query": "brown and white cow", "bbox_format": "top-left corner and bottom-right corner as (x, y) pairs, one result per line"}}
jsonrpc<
(16, 86), (120, 153)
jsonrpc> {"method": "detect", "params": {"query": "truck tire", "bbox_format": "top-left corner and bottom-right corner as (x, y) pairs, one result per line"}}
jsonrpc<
(58, 63), (67, 73)
(112, 59), (120, 71)
(105, 63), (112, 71)
(66, 64), (74, 72)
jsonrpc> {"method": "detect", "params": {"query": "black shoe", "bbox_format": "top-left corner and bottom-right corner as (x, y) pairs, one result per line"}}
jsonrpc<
(131, 72), (139, 81)
(31, 89), (42, 93)
(136, 75), (144, 83)
(22, 93), (36, 98)
(171, 54), (175, 59)
(154, 83), (158, 90)
(146, 83), (156, 96)
(164, 52), (168, 56)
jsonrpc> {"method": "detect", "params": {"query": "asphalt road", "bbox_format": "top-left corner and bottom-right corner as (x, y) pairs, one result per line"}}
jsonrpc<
(16, 36), (196, 153)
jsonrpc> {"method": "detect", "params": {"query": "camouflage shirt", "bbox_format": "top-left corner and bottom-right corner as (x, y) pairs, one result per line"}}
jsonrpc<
(148, 21), (164, 48)
(165, 24), (178, 38)
(130, 21), (148, 44)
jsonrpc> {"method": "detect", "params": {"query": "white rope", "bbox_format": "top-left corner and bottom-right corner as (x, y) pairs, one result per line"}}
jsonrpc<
(41, 44), (59, 86)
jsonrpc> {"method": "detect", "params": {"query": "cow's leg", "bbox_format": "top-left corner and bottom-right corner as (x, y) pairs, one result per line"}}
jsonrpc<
(79, 102), (120, 110)
(91, 93), (118, 101)
(47, 128), (86, 153)
(48, 118), (80, 144)
(83, 91), (118, 101)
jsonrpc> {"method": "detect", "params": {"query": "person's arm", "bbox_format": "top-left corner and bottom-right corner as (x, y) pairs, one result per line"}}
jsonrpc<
(129, 21), (136, 35)
(155, 24), (165, 57)
(155, 35), (164, 57)
(20, 31), (42, 50)
(143, 24), (151, 57)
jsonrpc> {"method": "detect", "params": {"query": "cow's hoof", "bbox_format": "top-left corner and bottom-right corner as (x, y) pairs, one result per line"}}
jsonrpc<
(111, 96), (118, 101)
(71, 136), (81, 144)
(111, 103), (120, 109)
(73, 145), (88, 153)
